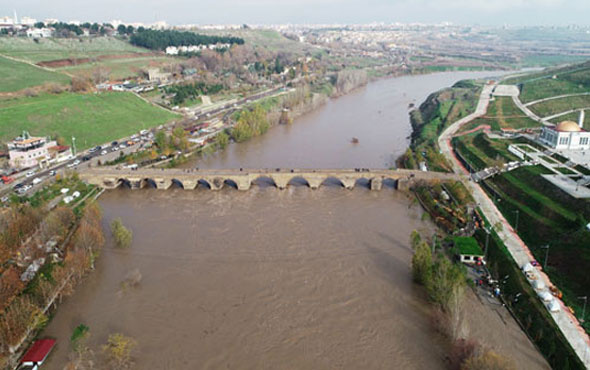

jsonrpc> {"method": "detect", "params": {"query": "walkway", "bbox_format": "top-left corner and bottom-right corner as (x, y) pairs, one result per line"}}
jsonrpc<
(439, 83), (590, 367)
(524, 92), (590, 107)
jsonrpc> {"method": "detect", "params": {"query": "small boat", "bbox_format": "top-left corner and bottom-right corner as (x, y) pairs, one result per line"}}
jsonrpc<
(351, 137), (359, 144)
(408, 103), (415, 109)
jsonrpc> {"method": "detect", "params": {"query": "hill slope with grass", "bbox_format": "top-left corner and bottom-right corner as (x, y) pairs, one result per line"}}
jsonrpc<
(0, 56), (70, 92)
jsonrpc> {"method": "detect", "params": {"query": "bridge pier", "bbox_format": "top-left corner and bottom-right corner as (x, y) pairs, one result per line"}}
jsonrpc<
(155, 179), (172, 190)
(370, 177), (382, 191)
(234, 177), (251, 191)
(273, 176), (289, 190)
(397, 178), (410, 191)
(182, 180), (198, 190)
(210, 177), (224, 191)
(128, 177), (142, 190)
(307, 177), (324, 189)
(340, 178), (356, 190)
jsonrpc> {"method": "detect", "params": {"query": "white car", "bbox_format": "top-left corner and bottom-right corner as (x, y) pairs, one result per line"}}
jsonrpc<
(49, 170), (56, 176)
(25, 171), (35, 177)
(101, 150), (108, 155)
(73, 160), (81, 166)
(32, 178), (42, 185)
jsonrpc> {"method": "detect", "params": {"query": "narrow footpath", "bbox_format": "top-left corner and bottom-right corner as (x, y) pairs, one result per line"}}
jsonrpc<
(438, 83), (590, 367)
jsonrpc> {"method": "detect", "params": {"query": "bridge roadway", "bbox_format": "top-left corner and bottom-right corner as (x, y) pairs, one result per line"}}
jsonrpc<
(79, 168), (462, 191)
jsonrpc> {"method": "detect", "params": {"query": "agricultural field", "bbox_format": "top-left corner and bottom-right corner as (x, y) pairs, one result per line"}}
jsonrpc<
(56, 55), (176, 80)
(528, 94), (590, 118)
(0, 37), (148, 63)
(0, 92), (179, 150)
(0, 55), (70, 92)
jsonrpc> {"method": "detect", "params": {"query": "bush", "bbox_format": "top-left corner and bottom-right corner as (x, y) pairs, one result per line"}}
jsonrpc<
(111, 218), (133, 249)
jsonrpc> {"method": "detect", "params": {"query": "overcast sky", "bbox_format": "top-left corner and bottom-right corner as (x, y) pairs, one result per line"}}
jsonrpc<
(3, 0), (590, 26)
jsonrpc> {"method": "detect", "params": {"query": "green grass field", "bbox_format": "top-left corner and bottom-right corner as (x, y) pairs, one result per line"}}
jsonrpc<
(0, 37), (147, 63)
(458, 97), (540, 133)
(528, 94), (590, 118)
(0, 92), (178, 149)
(0, 55), (70, 92)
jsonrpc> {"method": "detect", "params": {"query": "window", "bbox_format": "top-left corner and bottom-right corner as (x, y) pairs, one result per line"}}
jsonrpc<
(581, 137), (589, 146)
(559, 137), (569, 145)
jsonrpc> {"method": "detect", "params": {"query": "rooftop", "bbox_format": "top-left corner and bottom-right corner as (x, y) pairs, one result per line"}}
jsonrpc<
(21, 338), (56, 364)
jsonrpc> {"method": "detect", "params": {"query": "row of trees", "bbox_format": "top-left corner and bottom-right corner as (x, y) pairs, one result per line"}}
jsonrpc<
(165, 82), (224, 105)
(410, 231), (515, 370)
(129, 29), (244, 51)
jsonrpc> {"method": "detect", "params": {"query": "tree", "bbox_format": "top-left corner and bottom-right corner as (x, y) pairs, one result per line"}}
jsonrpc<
(117, 24), (127, 35)
(412, 239), (433, 285)
(111, 218), (133, 249)
(461, 350), (516, 370)
(155, 131), (168, 152)
(71, 77), (93, 92)
(34, 22), (45, 29)
(427, 257), (466, 313)
(214, 131), (229, 149)
(103, 333), (137, 370)
(71, 324), (90, 352)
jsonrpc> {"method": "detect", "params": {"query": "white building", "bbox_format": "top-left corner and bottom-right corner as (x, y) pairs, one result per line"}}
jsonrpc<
(20, 16), (36, 26)
(26, 27), (53, 38)
(539, 118), (590, 151)
(8, 132), (57, 169)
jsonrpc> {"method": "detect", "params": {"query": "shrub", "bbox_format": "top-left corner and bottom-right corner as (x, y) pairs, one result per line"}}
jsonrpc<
(111, 218), (133, 249)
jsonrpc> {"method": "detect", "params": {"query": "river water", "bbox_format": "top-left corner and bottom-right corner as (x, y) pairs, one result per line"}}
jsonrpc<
(185, 71), (503, 169)
(41, 71), (543, 369)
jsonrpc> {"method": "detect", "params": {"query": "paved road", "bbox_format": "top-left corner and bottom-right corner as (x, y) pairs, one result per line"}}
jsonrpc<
(511, 95), (545, 124)
(439, 83), (590, 367)
(542, 106), (590, 122)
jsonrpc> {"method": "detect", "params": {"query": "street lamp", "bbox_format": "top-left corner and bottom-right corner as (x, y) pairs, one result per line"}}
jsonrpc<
(541, 245), (550, 270)
(579, 296), (587, 323)
(484, 226), (491, 261)
(513, 209), (520, 231)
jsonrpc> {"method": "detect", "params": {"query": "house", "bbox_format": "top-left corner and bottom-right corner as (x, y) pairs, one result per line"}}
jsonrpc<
(48, 145), (73, 163)
(8, 131), (57, 169)
(454, 236), (484, 264)
(20, 338), (56, 368)
(147, 68), (172, 83)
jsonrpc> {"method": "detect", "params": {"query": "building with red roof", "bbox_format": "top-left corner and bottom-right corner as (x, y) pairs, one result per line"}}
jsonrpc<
(20, 339), (56, 367)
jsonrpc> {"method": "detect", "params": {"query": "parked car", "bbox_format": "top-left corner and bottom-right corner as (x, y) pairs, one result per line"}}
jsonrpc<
(32, 177), (42, 185)
(1, 196), (9, 203)
(72, 160), (81, 166)
(49, 170), (56, 176)
(88, 147), (97, 153)
(25, 171), (35, 177)
(111, 141), (119, 147)
(101, 150), (108, 155)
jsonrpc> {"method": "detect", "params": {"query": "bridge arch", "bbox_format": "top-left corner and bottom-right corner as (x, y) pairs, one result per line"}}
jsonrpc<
(287, 176), (310, 188)
(170, 179), (184, 189)
(224, 179), (239, 190)
(118, 178), (132, 189)
(321, 176), (346, 188)
(354, 177), (371, 189)
(382, 177), (398, 189)
(251, 176), (277, 188)
(197, 179), (212, 189)
(142, 178), (157, 189)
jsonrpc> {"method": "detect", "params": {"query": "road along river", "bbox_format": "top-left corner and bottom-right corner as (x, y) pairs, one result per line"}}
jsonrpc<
(41, 71), (547, 369)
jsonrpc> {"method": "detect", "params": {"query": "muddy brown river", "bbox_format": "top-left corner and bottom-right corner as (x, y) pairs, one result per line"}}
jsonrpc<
(40, 71), (548, 369)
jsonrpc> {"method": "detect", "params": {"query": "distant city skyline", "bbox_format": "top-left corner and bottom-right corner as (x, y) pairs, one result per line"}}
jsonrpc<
(3, 0), (590, 26)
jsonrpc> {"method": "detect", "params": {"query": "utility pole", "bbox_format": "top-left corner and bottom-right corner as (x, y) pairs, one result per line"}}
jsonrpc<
(72, 136), (77, 156)
(579, 296), (587, 323)
(513, 209), (519, 232)
(542, 245), (550, 270)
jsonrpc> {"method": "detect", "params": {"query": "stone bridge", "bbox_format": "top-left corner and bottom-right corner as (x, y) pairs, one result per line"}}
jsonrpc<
(79, 168), (462, 191)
